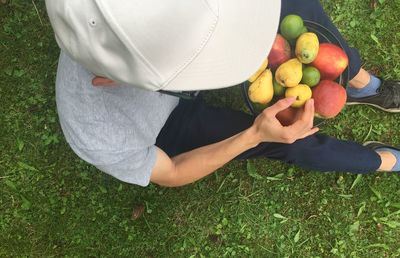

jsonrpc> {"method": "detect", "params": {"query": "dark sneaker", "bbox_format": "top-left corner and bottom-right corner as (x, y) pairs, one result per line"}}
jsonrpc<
(363, 141), (400, 152)
(347, 79), (400, 113)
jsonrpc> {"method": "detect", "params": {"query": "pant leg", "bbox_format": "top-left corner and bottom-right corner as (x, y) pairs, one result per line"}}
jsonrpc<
(280, 0), (362, 80)
(156, 98), (381, 173)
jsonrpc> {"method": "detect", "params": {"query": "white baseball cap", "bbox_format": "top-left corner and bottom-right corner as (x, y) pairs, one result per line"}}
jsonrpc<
(45, 0), (280, 91)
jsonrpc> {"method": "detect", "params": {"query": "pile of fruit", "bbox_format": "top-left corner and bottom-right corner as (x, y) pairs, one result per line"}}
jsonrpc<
(248, 14), (349, 125)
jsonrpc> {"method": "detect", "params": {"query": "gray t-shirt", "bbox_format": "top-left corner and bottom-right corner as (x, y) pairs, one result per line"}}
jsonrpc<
(56, 52), (179, 186)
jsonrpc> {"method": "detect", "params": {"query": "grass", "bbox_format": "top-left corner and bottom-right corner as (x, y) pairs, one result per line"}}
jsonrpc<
(1, 0), (400, 257)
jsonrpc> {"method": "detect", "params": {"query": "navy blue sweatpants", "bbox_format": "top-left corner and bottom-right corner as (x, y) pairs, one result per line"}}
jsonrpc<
(156, 0), (381, 173)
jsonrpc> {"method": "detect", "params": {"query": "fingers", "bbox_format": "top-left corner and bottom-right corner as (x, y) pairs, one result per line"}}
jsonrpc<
(302, 98), (315, 128)
(291, 99), (314, 127)
(92, 76), (118, 87)
(265, 97), (296, 115)
(255, 98), (319, 144)
(299, 127), (319, 139)
(300, 99), (314, 120)
(286, 99), (316, 139)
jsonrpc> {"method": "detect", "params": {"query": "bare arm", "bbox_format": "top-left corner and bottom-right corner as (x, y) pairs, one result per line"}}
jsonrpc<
(150, 97), (318, 187)
(151, 127), (259, 187)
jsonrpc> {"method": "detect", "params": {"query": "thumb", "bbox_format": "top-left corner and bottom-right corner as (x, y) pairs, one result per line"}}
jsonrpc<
(266, 97), (296, 115)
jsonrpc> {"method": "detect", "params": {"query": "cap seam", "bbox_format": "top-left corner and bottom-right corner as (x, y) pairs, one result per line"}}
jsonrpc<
(160, 1), (220, 90)
(94, 0), (164, 83)
(202, 0), (219, 17)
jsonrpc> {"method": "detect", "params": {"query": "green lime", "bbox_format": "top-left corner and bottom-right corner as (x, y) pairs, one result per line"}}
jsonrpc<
(301, 66), (321, 87)
(280, 14), (304, 40)
(273, 78), (286, 96)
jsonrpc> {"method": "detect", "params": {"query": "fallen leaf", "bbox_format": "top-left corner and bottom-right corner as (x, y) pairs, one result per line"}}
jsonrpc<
(131, 205), (145, 220)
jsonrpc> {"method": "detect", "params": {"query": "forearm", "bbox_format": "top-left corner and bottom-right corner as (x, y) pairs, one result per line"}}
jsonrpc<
(168, 126), (260, 186)
(152, 98), (317, 187)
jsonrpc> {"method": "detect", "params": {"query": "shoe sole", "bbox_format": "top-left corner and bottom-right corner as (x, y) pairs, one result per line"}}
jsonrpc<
(346, 102), (400, 113)
(363, 141), (400, 153)
(363, 141), (385, 147)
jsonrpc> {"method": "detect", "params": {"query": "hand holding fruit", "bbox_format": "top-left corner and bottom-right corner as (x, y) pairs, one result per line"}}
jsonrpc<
(252, 97), (319, 144)
(275, 106), (300, 126)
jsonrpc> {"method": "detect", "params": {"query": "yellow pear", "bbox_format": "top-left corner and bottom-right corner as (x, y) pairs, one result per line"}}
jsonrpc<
(295, 32), (319, 64)
(275, 58), (303, 87)
(248, 69), (274, 105)
(248, 57), (269, 82)
(285, 84), (312, 108)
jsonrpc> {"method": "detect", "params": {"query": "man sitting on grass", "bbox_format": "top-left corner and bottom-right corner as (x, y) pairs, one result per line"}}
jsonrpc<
(45, 0), (400, 187)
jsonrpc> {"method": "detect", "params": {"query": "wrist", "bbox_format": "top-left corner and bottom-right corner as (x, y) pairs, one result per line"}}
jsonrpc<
(243, 125), (261, 149)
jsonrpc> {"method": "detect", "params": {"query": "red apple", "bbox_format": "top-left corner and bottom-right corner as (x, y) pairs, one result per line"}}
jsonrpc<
(276, 106), (301, 126)
(312, 80), (347, 118)
(311, 43), (349, 80)
(268, 34), (291, 71)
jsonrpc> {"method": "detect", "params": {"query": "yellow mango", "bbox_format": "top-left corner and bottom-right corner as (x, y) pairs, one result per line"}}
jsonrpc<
(248, 57), (269, 82)
(248, 69), (274, 105)
(275, 58), (303, 87)
(295, 32), (319, 64)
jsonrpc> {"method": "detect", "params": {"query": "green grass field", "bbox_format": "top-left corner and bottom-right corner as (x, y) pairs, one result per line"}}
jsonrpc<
(1, 0), (400, 257)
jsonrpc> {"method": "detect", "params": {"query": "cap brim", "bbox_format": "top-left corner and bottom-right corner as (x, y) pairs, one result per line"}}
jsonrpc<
(163, 0), (281, 91)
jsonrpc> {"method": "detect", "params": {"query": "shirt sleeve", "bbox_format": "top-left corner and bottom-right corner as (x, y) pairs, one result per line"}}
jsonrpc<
(71, 144), (157, 187)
